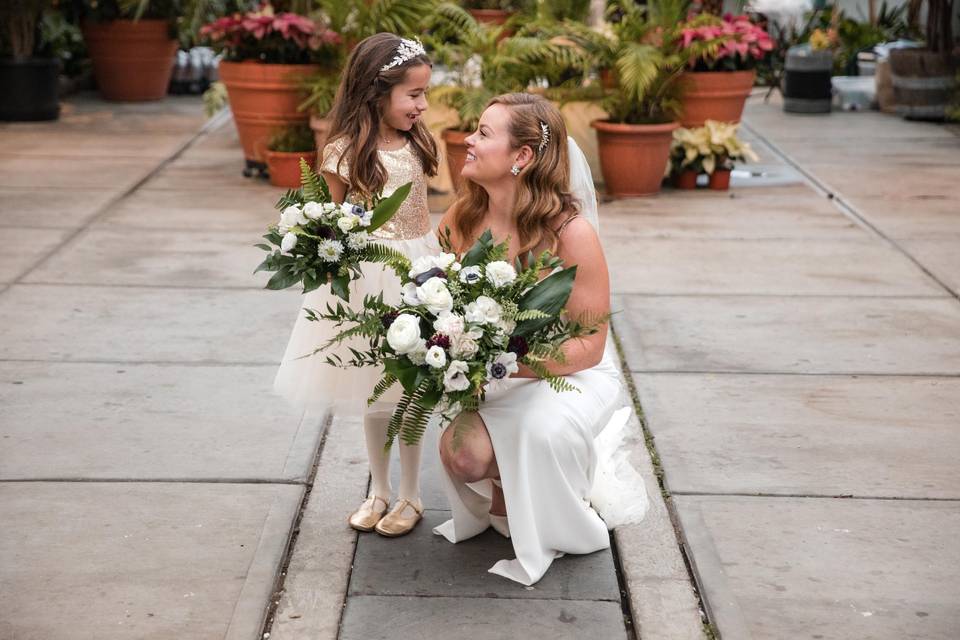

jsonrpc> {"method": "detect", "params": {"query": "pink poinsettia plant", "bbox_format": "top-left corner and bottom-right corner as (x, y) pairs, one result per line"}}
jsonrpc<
(200, 4), (342, 64)
(678, 13), (774, 71)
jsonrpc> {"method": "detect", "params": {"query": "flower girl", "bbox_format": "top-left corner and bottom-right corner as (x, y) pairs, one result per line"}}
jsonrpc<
(275, 33), (440, 537)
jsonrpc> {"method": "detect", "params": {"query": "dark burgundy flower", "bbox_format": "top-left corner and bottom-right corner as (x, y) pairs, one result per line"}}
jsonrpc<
(381, 312), (399, 329)
(507, 335), (529, 358)
(426, 333), (450, 350)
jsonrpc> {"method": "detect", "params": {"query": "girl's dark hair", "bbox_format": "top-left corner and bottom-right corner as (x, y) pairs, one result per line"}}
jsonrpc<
(325, 33), (439, 199)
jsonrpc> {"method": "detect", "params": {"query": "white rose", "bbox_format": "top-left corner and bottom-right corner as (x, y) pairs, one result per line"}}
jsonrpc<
(425, 345), (447, 369)
(464, 296), (502, 325)
(451, 335), (479, 359)
(497, 317), (517, 336)
(459, 265), (483, 285)
(322, 202), (338, 213)
(337, 215), (358, 233)
(443, 360), (471, 392)
(435, 252), (457, 270)
(386, 314), (423, 355)
(346, 231), (369, 250)
(400, 282), (422, 306)
(408, 255), (438, 279)
(279, 205), (307, 232)
(450, 262), (462, 272)
(407, 340), (428, 365)
(485, 261), (517, 288)
(416, 277), (454, 314)
(433, 311), (465, 338)
(303, 201), (325, 220)
(280, 232), (298, 253)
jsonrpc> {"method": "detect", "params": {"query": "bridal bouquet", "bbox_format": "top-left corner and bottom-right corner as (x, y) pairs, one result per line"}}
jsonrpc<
(310, 228), (606, 448)
(255, 159), (411, 301)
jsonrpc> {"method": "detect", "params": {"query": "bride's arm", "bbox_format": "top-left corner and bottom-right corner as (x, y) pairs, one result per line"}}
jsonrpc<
(513, 217), (610, 378)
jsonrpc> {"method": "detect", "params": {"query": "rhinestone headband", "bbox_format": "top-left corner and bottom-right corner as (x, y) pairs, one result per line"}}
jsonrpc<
(380, 38), (426, 72)
(537, 121), (550, 154)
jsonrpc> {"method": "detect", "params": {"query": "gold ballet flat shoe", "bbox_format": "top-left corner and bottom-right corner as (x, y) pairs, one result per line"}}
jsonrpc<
(348, 495), (389, 532)
(374, 498), (424, 537)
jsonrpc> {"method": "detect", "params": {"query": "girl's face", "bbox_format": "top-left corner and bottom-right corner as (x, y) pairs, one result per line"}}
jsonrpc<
(462, 104), (522, 185)
(382, 63), (431, 133)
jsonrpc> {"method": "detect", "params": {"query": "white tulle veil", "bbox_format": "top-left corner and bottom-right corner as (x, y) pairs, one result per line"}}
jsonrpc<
(566, 136), (650, 529)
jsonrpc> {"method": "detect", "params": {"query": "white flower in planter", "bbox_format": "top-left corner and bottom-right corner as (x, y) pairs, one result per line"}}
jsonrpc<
(280, 232), (298, 253)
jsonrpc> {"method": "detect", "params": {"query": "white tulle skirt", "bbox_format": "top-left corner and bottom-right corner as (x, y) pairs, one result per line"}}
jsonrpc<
(273, 232), (441, 415)
(433, 349), (649, 586)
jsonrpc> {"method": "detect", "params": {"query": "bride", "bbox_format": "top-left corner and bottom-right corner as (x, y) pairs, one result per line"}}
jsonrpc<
(432, 93), (647, 586)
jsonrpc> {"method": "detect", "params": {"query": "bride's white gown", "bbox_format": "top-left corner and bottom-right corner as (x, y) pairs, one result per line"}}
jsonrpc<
(433, 348), (637, 586)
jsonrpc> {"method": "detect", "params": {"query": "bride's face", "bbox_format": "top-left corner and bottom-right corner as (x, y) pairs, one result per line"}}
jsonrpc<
(461, 104), (518, 184)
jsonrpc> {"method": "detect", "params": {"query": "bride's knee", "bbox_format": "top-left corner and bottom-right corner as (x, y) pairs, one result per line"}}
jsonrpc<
(439, 426), (488, 484)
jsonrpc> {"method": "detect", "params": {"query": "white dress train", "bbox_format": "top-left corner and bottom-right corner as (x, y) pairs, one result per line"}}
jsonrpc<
(433, 349), (646, 586)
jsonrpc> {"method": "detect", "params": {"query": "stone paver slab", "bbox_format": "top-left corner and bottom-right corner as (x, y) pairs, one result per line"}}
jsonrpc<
(0, 284), (301, 363)
(0, 362), (319, 480)
(23, 228), (271, 288)
(0, 227), (72, 283)
(605, 237), (942, 296)
(636, 373), (960, 498)
(0, 187), (117, 229)
(0, 481), (301, 640)
(599, 191), (861, 240)
(674, 495), (960, 640)
(899, 239), (960, 296)
(614, 295), (960, 375)
(808, 166), (960, 200)
(0, 156), (157, 190)
(340, 595), (627, 640)
(349, 510), (621, 601)
(96, 186), (281, 231)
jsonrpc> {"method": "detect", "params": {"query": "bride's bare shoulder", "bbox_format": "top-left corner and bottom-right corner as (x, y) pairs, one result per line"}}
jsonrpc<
(556, 215), (603, 262)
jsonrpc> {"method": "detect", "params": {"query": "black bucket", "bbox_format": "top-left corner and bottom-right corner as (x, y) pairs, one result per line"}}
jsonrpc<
(783, 46), (834, 114)
(0, 58), (61, 121)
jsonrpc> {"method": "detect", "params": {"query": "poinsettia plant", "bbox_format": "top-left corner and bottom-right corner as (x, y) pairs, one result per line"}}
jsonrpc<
(677, 13), (773, 71)
(668, 119), (758, 175)
(200, 3), (341, 63)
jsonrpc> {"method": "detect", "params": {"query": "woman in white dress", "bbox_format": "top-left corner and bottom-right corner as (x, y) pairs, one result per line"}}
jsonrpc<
(432, 93), (647, 586)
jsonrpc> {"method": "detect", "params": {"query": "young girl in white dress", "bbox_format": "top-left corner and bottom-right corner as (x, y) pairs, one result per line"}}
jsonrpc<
(433, 93), (648, 585)
(275, 33), (440, 537)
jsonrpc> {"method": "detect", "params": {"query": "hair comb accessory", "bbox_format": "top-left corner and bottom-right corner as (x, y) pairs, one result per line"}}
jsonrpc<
(381, 37), (427, 72)
(537, 121), (550, 154)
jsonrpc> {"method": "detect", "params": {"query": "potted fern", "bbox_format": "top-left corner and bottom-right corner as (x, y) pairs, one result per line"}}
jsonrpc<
(0, 0), (59, 121)
(582, 0), (691, 197)
(426, 3), (586, 191)
(265, 122), (317, 188)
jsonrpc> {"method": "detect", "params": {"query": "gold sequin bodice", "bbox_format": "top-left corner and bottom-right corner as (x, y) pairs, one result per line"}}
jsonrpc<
(320, 137), (431, 240)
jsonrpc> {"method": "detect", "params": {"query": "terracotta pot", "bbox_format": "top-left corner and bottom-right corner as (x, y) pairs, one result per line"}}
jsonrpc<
(599, 68), (617, 90)
(219, 60), (319, 165)
(310, 113), (332, 154)
(441, 128), (471, 194)
(708, 168), (731, 191)
(81, 19), (177, 101)
(266, 150), (318, 188)
(673, 169), (699, 189)
(678, 69), (756, 127)
(467, 9), (513, 25)
(590, 120), (679, 197)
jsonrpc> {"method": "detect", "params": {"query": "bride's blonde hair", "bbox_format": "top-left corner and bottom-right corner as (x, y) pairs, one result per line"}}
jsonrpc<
(451, 93), (577, 256)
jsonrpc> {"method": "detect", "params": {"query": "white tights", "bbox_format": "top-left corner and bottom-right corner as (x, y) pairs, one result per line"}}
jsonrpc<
(363, 408), (422, 504)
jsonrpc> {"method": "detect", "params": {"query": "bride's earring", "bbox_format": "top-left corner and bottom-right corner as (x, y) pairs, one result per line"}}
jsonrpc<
(510, 163), (521, 176)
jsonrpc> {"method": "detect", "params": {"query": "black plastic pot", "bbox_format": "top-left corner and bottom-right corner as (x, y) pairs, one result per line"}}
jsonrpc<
(0, 58), (60, 121)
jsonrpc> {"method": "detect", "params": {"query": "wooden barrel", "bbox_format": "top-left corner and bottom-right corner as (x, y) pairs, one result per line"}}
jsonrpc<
(889, 49), (959, 120)
(783, 46), (834, 114)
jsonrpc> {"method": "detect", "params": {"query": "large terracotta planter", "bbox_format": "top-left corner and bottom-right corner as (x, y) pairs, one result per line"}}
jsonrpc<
(81, 19), (177, 101)
(591, 120), (679, 197)
(678, 69), (756, 127)
(467, 9), (513, 25)
(309, 113), (332, 156)
(442, 128), (471, 194)
(219, 61), (319, 168)
(266, 150), (318, 188)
